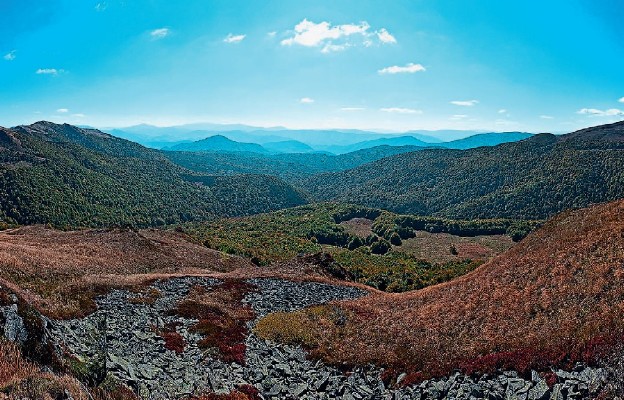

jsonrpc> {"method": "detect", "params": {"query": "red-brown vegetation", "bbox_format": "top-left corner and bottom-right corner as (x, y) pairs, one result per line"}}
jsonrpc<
(255, 200), (624, 381)
(187, 385), (260, 400)
(153, 322), (186, 354)
(172, 280), (256, 365)
(0, 226), (253, 318)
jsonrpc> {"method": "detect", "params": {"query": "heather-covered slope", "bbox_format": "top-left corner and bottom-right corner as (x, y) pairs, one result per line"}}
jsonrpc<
(256, 199), (624, 379)
(0, 225), (254, 317)
(0, 122), (306, 227)
(301, 121), (624, 220)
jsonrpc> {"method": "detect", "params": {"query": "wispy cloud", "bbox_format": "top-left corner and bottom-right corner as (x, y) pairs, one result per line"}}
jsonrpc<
(267, 31), (277, 37)
(224, 33), (246, 43)
(280, 19), (395, 53)
(150, 28), (170, 39)
(300, 97), (315, 104)
(36, 68), (63, 76)
(451, 100), (479, 107)
(498, 109), (507, 114)
(450, 114), (468, 120)
(95, 2), (107, 12)
(72, 113), (86, 118)
(3, 50), (16, 61)
(57, 108), (69, 113)
(378, 63), (426, 74)
(540, 115), (554, 119)
(376, 28), (397, 44)
(321, 43), (348, 53)
(578, 108), (624, 117)
(340, 107), (366, 111)
(619, 97), (624, 103)
(380, 107), (422, 114)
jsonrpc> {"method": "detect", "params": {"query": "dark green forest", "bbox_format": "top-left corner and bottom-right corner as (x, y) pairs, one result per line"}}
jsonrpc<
(0, 122), (306, 228)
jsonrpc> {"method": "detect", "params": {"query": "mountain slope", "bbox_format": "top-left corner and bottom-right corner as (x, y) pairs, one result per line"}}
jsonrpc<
(441, 131), (533, 149)
(256, 199), (624, 378)
(0, 122), (306, 227)
(301, 122), (624, 220)
(166, 135), (269, 153)
(321, 136), (434, 154)
(262, 140), (315, 153)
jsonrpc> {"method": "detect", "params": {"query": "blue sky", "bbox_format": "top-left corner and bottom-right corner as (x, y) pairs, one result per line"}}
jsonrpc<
(1, 0), (623, 132)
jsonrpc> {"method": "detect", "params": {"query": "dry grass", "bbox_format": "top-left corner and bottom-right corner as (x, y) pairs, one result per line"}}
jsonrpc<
(0, 339), (92, 399)
(255, 200), (624, 380)
(396, 231), (514, 263)
(339, 218), (374, 238)
(0, 226), (253, 318)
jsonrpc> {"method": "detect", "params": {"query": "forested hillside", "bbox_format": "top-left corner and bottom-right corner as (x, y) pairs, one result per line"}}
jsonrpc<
(0, 122), (306, 227)
(165, 145), (424, 180)
(302, 121), (624, 220)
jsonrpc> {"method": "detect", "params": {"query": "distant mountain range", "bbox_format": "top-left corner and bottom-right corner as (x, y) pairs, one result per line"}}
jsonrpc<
(105, 123), (529, 152)
(153, 130), (534, 155)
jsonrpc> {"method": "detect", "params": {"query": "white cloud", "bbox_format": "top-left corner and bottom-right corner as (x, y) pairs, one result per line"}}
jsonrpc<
(57, 108), (69, 113)
(340, 107), (366, 111)
(450, 114), (468, 120)
(280, 19), (395, 53)
(380, 107), (422, 114)
(376, 28), (397, 44)
(321, 43), (348, 53)
(619, 97), (624, 103)
(150, 28), (170, 39)
(378, 63), (426, 74)
(300, 97), (315, 104)
(95, 2), (107, 12)
(498, 109), (507, 114)
(72, 113), (86, 118)
(3, 50), (16, 61)
(578, 108), (624, 117)
(451, 100), (479, 107)
(540, 115), (554, 119)
(224, 33), (246, 43)
(267, 31), (277, 37)
(36, 68), (62, 75)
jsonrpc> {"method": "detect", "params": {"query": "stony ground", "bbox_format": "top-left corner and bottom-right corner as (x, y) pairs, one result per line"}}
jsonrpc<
(45, 277), (607, 399)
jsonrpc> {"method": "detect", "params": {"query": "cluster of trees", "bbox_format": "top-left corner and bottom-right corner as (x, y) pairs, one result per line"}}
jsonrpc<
(371, 213), (541, 242)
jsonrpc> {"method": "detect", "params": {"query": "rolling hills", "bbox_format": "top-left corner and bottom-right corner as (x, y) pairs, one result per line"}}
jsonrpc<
(0, 122), (306, 228)
(302, 121), (624, 220)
